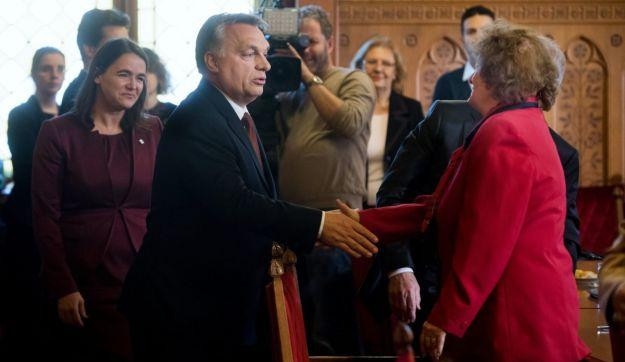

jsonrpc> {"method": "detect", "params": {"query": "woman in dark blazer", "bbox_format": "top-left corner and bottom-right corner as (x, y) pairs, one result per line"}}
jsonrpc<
(351, 36), (424, 207)
(3, 46), (64, 358)
(31, 38), (162, 362)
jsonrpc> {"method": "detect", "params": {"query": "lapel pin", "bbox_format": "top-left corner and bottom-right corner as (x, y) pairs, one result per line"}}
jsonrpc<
(138, 139), (145, 144)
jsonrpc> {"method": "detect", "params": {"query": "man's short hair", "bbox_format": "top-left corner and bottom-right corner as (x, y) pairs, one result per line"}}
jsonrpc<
(460, 5), (495, 33)
(195, 13), (267, 75)
(299, 5), (333, 40)
(77, 8), (130, 61)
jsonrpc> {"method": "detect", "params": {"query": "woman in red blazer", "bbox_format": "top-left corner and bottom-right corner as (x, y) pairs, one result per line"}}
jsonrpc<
(343, 22), (590, 361)
(32, 38), (162, 361)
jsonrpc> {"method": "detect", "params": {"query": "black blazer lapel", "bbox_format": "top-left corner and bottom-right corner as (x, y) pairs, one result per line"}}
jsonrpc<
(385, 92), (410, 157)
(201, 80), (272, 193)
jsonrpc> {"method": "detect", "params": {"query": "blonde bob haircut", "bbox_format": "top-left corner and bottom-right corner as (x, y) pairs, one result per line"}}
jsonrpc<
(351, 35), (407, 94)
(474, 20), (563, 111)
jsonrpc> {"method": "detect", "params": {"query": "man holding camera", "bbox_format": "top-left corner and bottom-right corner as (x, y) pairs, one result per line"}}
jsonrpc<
(276, 5), (375, 355)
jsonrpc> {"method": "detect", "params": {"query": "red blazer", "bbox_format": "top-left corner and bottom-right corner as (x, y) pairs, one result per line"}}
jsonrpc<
(32, 113), (162, 299)
(360, 106), (589, 361)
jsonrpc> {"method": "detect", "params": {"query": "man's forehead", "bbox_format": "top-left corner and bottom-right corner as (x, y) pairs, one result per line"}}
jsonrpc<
(224, 23), (269, 50)
(463, 14), (494, 30)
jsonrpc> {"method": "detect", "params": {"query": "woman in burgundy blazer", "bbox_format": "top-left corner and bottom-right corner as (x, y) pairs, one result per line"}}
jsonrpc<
(344, 23), (590, 361)
(32, 39), (161, 361)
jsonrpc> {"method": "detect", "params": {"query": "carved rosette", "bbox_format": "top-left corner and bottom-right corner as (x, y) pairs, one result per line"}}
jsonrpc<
(416, 37), (466, 110)
(556, 37), (607, 186)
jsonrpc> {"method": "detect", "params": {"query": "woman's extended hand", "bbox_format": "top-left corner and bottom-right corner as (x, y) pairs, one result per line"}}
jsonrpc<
(420, 321), (446, 360)
(336, 198), (360, 222)
(58, 291), (88, 327)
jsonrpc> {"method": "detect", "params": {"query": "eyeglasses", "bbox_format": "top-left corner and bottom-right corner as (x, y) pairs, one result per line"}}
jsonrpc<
(364, 59), (396, 68)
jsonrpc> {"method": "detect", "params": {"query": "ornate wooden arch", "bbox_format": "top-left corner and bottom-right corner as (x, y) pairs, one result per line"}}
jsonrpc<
(416, 36), (467, 111)
(556, 36), (608, 186)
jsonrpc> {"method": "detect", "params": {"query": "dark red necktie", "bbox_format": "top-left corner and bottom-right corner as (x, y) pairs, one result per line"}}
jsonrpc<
(242, 112), (263, 169)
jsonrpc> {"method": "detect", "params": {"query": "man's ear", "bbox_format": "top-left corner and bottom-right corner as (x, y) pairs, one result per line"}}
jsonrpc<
(204, 52), (220, 73)
(327, 35), (335, 55)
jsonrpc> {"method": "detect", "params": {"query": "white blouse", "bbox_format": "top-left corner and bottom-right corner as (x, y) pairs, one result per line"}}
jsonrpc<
(367, 113), (389, 206)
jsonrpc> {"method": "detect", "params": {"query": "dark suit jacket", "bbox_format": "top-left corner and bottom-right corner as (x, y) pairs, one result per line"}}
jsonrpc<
(432, 66), (471, 102)
(382, 92), (424, 171)
(5, 96), (55, 226)
(119, 79), (322, 352)
(31, 113), (162, 299)
(59, 70), (86, 115)
(370, 100), (580, 305)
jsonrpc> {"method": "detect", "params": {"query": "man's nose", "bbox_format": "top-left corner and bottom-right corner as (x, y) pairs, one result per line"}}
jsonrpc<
(258, 54), (271, 71)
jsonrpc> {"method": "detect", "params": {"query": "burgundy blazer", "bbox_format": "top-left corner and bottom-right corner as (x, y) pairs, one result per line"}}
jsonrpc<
(360, 106), (589, 361)
(31, 113), (162, 299)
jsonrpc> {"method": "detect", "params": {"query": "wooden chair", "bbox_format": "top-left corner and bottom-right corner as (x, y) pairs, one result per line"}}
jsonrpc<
(266, 242), (417, 362)
(266, 243), (309, 362)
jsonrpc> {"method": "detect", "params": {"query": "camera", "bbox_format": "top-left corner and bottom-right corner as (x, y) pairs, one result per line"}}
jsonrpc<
(259, 6), (309, 94)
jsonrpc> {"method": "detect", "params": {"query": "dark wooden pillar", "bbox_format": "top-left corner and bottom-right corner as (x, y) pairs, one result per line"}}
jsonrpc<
(113, 0), (138, 41)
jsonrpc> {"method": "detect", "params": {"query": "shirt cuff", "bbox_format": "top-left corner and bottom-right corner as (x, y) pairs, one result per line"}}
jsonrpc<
(317, 211), (325, 238)
(388, 267), (414, 279)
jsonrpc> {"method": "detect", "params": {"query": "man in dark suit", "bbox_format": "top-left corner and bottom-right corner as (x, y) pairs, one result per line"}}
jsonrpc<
(59, 8), (129, 114)
(118, 13), (378, 362)
(431, 5), (494, 102)
(369, 99), (581, 337)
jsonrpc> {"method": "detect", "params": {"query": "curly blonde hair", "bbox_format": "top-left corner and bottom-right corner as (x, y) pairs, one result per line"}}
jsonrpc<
(474, 20), (562, 111)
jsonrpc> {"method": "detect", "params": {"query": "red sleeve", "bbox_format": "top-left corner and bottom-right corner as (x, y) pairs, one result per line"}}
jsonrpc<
(427, 121), (536, 337)
(31, 120), (77, 299)
(359, 202), (428, 246)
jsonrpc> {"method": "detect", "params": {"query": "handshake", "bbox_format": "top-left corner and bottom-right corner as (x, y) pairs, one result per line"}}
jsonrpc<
(318, 199), (378, 258)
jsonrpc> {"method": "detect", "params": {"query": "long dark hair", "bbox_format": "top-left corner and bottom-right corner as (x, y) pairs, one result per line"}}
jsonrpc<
(74, 38), (149, 131)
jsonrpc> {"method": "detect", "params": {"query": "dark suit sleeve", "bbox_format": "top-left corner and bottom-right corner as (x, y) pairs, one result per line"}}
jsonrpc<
(376, 102), (441, 271)
(8, 108), (36, 194)
(563, 147), (581, 268)
(171, 122), (321, 254)
(59, 91), (73, 115)
(432, 76), (452, 103)
(31, 121), (77, 299)
(411, 101), (425, 131)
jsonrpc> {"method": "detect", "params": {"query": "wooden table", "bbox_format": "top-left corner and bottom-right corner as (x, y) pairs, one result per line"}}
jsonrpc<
(577, 260), (612, 362)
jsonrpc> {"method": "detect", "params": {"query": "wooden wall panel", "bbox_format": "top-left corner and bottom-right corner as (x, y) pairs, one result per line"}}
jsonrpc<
(336, 0), (625, 187)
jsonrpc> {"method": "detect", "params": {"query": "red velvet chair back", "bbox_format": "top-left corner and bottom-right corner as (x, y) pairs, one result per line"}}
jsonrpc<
(577, 185), (624, 255)
(266, 243), (309, 362)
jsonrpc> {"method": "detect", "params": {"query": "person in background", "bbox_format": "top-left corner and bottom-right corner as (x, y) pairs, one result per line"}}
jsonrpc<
(143, 48), (176, 124)
(277, 5), (376, 355)
(60, 8), (130, 114)
(1, 46), (65, 360)
(351, 36), (424, 208)
(32, 38), (162, 362)
(432, 5), (494, 102)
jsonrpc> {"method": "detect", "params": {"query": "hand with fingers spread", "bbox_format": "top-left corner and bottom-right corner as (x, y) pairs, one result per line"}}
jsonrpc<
(58, 291), (88, 327)
(389, 272), (421, 323)
(420, 321), (446, 361)
(319, 201), (378, 258)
